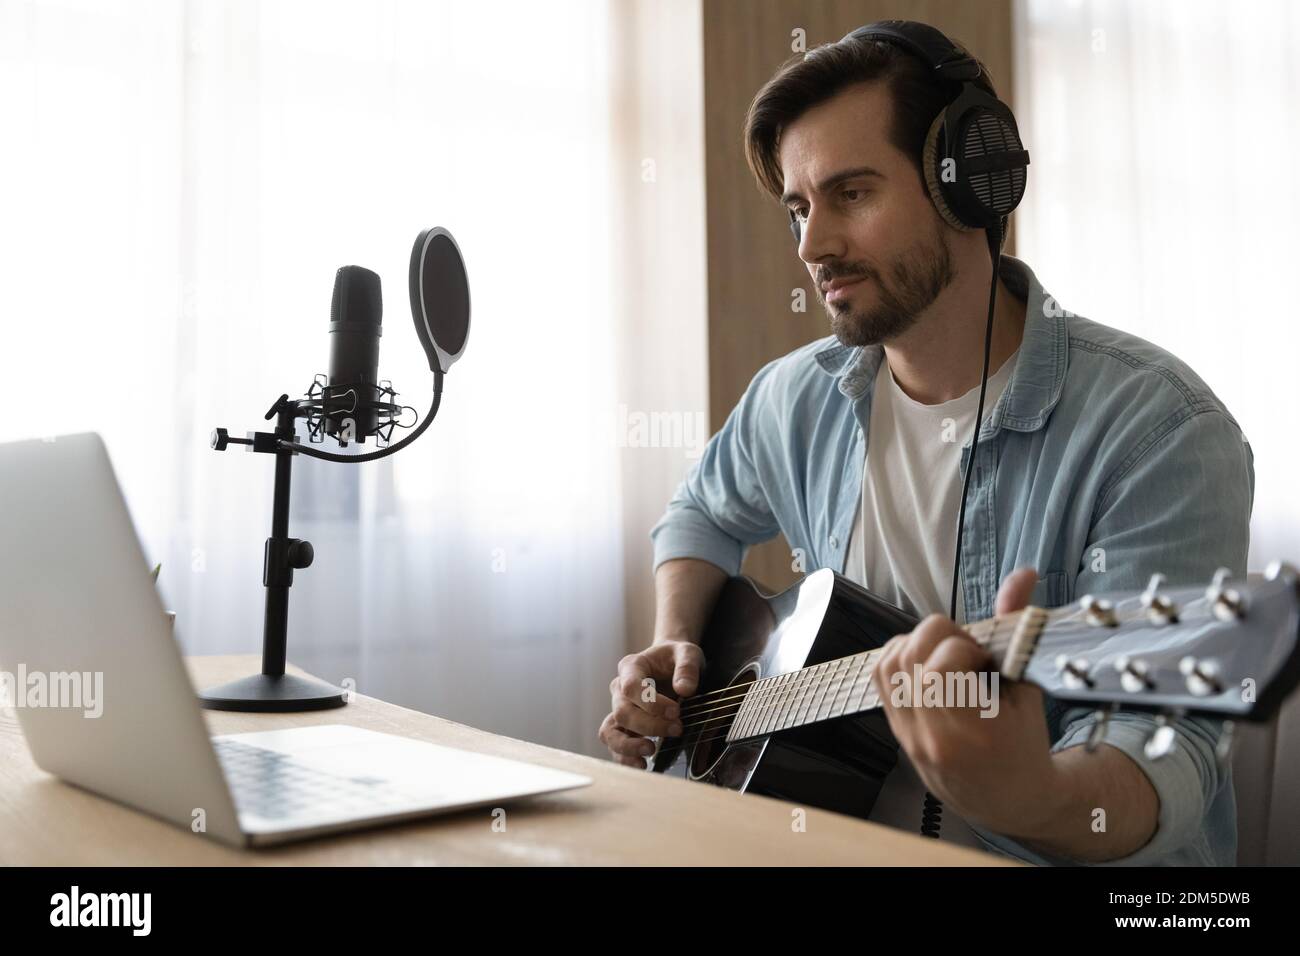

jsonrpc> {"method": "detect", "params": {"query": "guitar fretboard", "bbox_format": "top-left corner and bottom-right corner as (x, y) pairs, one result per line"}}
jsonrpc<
(726, 608), (1035, 743)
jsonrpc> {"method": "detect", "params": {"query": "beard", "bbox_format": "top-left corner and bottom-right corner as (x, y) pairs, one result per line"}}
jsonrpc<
(821, 215), (956, 347)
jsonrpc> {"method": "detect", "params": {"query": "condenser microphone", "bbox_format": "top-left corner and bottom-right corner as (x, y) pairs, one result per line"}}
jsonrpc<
(326, 264), (383, 442)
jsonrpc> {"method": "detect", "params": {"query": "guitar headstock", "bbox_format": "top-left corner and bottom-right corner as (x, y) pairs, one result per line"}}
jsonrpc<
(997, 562), (1300, 723)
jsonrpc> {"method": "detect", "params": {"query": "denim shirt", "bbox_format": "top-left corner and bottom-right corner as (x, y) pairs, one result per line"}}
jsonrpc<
(650, 256), (1255, 866)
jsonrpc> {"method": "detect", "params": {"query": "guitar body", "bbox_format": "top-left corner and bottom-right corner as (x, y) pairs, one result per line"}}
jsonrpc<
(651, 569), (918, 820)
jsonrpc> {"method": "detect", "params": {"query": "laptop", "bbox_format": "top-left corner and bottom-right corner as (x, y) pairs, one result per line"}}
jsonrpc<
(0, 432), (591, 847)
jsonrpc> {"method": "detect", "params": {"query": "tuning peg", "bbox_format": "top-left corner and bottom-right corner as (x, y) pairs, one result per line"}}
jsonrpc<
(1055, 654), (1094, 690)
(1215, 720), (1236, 769)
(1140, 573), (1179, 624)
(1206, 568), (1244, 622)
(1265, 560), (1298, 584)
(1143, 715), (1178, 760)
(1084, 707), (1115, 753)
(1179, 655), (1222, 697)
(1079, 594), (1118, 627)
(1114, 654), (1154, 693)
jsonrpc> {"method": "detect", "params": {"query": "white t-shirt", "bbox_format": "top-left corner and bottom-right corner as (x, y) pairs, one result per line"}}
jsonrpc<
(845, 349), (1018, 849)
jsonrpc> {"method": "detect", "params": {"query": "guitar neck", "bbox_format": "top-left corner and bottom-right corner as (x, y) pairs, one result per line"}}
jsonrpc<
(725, 606), (1047, 744)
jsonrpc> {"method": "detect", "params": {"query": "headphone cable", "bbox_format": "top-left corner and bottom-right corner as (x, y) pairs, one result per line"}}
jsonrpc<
(924, 220), (1005, 840)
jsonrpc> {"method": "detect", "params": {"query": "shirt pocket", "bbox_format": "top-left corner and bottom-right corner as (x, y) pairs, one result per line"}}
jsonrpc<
(1030, 569), (1071, 608)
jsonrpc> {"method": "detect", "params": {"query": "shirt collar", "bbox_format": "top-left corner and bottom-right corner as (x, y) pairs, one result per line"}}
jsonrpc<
(812, 255), (1068, 433)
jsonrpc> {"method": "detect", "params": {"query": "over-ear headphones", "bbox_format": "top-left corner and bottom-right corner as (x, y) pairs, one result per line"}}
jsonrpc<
(788, 19), (1029, 243)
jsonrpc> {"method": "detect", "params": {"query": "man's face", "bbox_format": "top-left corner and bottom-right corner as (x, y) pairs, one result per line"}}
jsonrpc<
(778, 81), (955, 347)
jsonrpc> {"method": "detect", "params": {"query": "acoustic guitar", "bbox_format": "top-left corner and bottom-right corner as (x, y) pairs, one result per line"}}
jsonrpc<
(649, 564), (1300, 822)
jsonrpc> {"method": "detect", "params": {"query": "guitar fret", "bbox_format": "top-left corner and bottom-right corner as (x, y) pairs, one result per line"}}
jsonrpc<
(780, 665), (813, 731)
(842, 653), (864, 713)
(789, 662), (819, 729)
(848, 651), (875, 712)
(832, 657), (858, 717)
(819, 660), (842, 720)
(838, 663), (857, 714)
(815, 657), (849, 723)
(832, 654), (866, 718)
(824, 656), (853, 720)
(747, 678), (776, 738)
(816, 660), (847, 723)
(780, 672), (801, 732)
(810, 662), (838, 724)
(864, 649), (884, 709)
(846, 654), (870, 714)
(743, 671), (769, 738)
(731, 680), (759, 741)
(790, 660), (821, 728)
(766, 673), (793, 736)
(803, 660), (837, 726)
(738, 681), (759, 738)
(784, 669), (808, 731)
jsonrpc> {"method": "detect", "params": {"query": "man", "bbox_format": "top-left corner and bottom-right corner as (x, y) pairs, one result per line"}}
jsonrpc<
(599, 27), (1253, 865)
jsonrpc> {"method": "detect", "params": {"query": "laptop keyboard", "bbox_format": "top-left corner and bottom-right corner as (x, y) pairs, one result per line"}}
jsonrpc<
(214, 738), (426, 821)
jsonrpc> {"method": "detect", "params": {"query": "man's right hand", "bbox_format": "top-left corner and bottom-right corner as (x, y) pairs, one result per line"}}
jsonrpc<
(599, 641), (705, 768)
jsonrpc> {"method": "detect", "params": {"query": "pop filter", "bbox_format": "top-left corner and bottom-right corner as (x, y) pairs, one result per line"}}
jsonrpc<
(409, 227), (470, 373)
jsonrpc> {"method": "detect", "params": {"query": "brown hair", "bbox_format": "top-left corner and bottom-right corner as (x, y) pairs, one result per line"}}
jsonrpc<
(743, 34), (1003, 236)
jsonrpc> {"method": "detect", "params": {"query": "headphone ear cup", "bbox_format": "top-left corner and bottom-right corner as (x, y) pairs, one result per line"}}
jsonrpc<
(922, 111), (975, 232)
(940, 103), (1029, 230)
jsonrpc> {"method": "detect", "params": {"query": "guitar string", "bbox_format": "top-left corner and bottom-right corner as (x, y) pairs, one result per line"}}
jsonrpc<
(653, 687), (885, 760)
(671, 615), (995, 720)
(676, 654), (879, 722)
(673, 642), (898, 716)
(675, 655), (875, 719)
(652, 670), (886, 759)
(645, 610), (1046, 761)
(648, 606), (1124, 763)
(666, 625), (979, 729)
(651, 606), (1104, 762)
(665, 632), (970, 731)
(662, 609), (1023, 718)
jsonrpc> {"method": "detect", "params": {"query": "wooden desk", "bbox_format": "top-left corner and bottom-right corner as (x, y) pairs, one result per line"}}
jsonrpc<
(0, 656), (1013, 866)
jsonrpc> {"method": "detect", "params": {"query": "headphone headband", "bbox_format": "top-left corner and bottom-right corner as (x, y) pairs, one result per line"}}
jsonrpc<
(840, 20), (982, 82)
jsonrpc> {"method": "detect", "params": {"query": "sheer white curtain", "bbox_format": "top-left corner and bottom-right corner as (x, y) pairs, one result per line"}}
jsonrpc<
(1, 0), (625, 755)
(1012, 0), (1300, 571)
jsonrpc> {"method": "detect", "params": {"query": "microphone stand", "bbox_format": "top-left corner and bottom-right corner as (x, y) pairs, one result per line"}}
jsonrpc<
(198, 224), (465, 713)
(200, 379), (423, 712)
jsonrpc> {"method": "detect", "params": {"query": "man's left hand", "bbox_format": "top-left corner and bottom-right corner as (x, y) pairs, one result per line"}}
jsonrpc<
(872, 567), (1064, 839)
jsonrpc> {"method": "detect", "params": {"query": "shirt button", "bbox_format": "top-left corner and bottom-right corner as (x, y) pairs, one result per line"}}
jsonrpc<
(829, 535), (839, 549)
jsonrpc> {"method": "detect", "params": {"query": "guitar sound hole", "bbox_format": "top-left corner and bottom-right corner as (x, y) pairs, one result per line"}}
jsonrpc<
(688, 662), (758, 780)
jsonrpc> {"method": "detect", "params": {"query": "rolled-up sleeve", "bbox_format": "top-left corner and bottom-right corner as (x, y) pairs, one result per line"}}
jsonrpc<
(975, 407), (1253, 866)
(1054, 710), (1224, 864)
(970, 709), (1226, 866)
(1069, 409), (1249, 861)
(649, 359), (783, 576)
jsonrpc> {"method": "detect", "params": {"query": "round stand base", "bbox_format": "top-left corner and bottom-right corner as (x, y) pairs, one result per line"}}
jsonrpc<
(198, 673), (347, 712)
